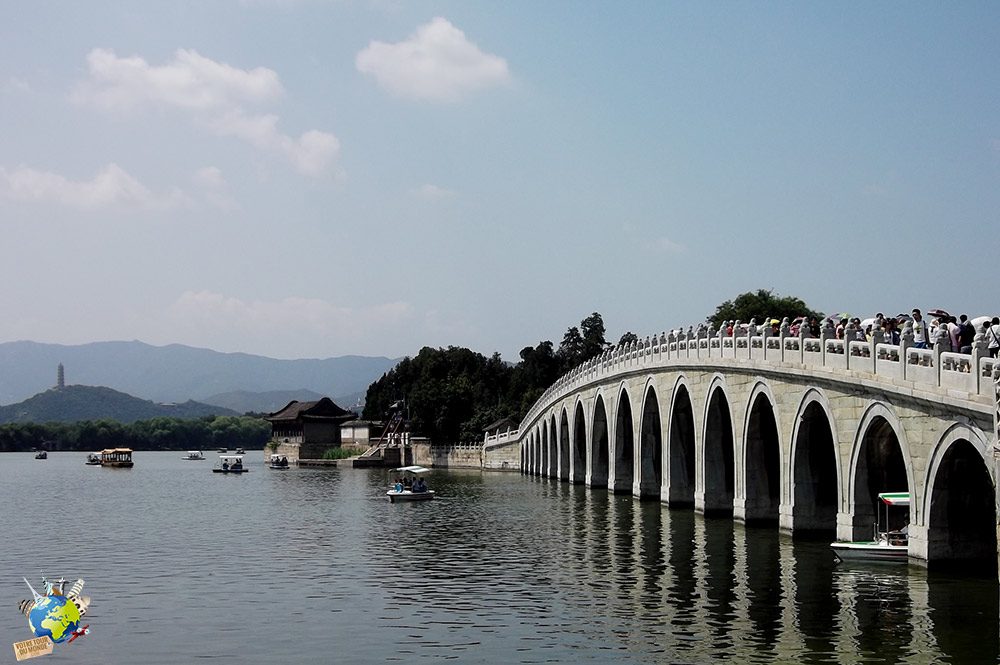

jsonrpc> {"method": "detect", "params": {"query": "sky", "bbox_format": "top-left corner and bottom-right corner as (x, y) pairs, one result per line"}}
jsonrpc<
(1, 2), (998, 362)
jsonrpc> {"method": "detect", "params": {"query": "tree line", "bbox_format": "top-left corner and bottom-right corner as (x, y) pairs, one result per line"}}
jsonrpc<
(0, 415), (270, 452)
(363, 312), (618, 443)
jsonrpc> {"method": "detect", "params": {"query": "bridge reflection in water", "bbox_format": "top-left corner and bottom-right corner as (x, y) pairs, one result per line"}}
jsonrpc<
(511, 477), (999, 664)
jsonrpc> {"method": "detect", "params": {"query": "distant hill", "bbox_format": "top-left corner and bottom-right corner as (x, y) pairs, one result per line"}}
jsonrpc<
(200, 389), (327, 415)
(0, 384), (240, 424)
(0, 341), (400, 406)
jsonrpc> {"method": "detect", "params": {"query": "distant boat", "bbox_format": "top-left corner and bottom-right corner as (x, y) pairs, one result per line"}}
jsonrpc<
(181, 450), (205, 461)
(213, 454), (248, 474)
(34, 451), (47, 460)
(269, 454), (290, 469)
(101, 448), (134, 468)
(85, 453), (101, 465)
(234, 447), (246, 455)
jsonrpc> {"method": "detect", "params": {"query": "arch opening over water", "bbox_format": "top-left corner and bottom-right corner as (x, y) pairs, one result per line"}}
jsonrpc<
(791, 401), (838, 533)
(559, 409), (570, 481)
(703, 386), (734, 515)
(613, 389), (635, 495)
(591, 395), (609, 489)
(927, 439), (997, 573)
(744, 392), (780, 523)
(573, 402), (587, 485)
(638, 385), (661, 501)
(668, 384), (695, 508)
(852, 416), (908, 541)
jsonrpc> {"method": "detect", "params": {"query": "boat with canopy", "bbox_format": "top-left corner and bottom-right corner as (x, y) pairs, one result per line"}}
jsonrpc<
(830, 492), (909, 563)
(386, 465), (435, 502)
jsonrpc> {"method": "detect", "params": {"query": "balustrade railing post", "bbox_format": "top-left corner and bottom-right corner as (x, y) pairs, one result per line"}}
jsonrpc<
(900, 320), (914, 381)
(820, 319), (835, 367)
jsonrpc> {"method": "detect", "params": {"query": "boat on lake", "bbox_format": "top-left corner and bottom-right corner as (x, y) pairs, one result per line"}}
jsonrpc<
(269, 454), (290, 469)
(386, 465), (434, 502)
(181, 450), (205, 461)
(213, 455), (248, 474)
(235, 447), (246, 455)
(85, 453), (101, 465)
(34, 450), (47, 459)
(830, 492), (909, 563)
(101, 448), (134, 468)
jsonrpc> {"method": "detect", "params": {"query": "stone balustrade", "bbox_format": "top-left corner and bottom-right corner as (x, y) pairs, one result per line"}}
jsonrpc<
(520, 318), (998, 432)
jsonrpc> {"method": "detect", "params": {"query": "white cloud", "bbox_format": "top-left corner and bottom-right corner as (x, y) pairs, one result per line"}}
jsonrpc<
(194, 166), (226, 188)
(164, 291), (416, 355)
(356, 17), (512, 102)
(6, 77), (31, 93)
(192, 166), (239, 211)
(73, 48), (338, 176)
(650, 235), (687, 254)
(74, 48), (283, 112)
(0, 163), (187, 210)
(410, 184), (456, 200)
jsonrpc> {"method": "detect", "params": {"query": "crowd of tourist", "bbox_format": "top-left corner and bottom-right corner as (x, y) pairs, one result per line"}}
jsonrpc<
(733, 309), (1000, 358)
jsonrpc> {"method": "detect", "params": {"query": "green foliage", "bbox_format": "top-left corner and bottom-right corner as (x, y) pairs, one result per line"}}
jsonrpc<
(618, 331), (638, 346)
(321, 447), (356, 460)
(708, 289), (823, 330)
(362, 313), (610, 445)
(0, 416), (270, 452)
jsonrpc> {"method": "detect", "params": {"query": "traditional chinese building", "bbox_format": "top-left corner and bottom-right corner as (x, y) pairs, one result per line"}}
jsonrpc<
(265, 397), (357, 461)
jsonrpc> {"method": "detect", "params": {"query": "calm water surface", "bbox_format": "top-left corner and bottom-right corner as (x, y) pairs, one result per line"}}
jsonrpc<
(1, 452), (997, 664)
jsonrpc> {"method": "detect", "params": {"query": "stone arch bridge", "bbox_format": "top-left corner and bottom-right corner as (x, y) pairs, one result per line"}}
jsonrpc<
(484, 325), (1000, 568)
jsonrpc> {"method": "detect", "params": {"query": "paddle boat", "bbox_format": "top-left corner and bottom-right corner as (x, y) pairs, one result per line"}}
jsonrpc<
(101, 448), (134, 468)
(213, 454), (248, 474)
(85, 453), (101, 465)
(181, 450), (205, 461)
(235, 447), (246, 455)
(386, 465), (435, 502)
(34, 450), (47, 459)
(269, 453), (290, 469)
(830, 492), (909, 563)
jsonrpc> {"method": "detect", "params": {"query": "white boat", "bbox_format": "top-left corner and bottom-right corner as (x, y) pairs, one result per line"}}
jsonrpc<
(269, 453), (290, 469)
(181, 450), (205, 461)
(213, 455), (248, 474)
(85, 453), (101, 465)
(386, 465), (435, 502)
(830, 492), (909, 563)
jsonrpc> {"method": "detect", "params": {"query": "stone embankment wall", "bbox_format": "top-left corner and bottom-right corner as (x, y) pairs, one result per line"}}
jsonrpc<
(411, 441), (482, 468)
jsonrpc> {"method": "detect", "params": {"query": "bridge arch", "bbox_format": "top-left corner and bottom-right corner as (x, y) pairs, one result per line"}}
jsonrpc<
(924, 423), (997, 570)
(612, 382), (635, 495)
(741, 380), (782, 523)
(590, 392), (609, 489)
(549, 414), (558, 478)
(572, 398), (587, 484)
(558, 408), (570, 480)
(787, 388), (840, 533)
(637, 379), (663, 501)
(666, 375), (696, 507)
(847, 401), (915, 542)
(700, 374), (735, 515)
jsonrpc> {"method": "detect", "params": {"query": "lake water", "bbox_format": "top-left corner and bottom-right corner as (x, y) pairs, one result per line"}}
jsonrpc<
(2, 451), (997, 664)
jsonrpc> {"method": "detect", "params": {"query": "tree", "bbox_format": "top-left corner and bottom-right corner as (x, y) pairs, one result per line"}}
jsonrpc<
(618, 331), (638, 346)
(708, 289), (822, 330)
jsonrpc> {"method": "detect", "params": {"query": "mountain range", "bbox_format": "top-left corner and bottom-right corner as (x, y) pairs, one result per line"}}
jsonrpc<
(0, 341), (400, 413)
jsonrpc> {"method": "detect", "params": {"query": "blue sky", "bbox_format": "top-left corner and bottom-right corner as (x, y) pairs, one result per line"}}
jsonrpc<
(1, 2), (997, 361)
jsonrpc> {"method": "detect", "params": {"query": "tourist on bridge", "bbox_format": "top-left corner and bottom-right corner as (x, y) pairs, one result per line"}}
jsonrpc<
(912, 309), (928, 348)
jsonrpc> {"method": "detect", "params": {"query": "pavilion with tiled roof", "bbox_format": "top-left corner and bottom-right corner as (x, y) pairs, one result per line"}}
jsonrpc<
(265, 397), (357, 460)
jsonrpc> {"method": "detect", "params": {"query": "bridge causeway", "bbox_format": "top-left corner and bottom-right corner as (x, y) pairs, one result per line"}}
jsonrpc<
(483, 319), (1000, 570)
